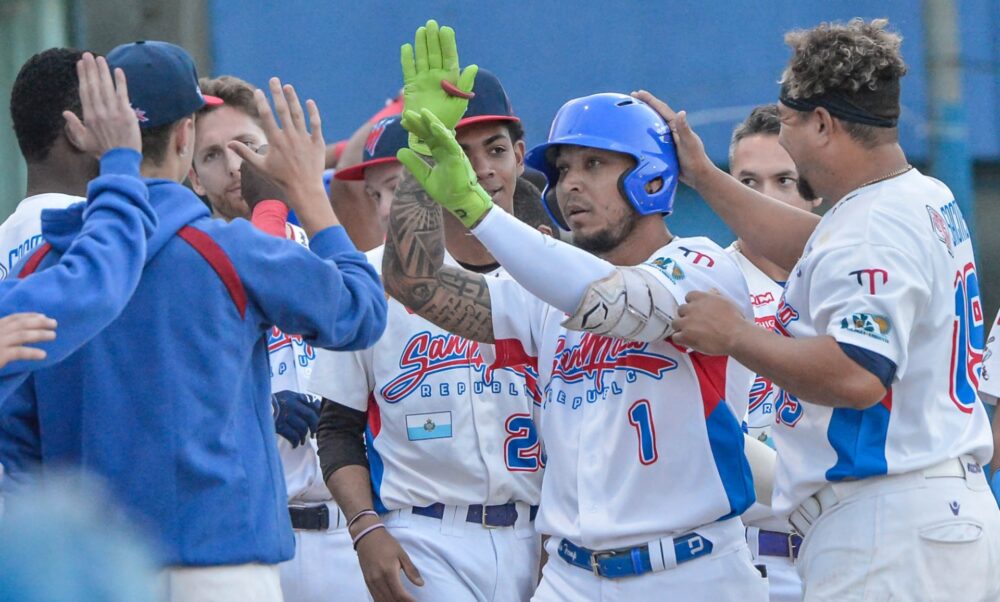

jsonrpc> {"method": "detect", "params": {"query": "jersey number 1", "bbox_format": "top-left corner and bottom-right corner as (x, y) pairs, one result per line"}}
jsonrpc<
(628, 399), (659, 465)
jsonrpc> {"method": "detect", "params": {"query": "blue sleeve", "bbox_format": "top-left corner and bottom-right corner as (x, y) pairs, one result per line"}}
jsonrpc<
(226, 223), (387, 351)
(0, 376), (40, 491)
(838, 342), (897, 389)
(0, 149), (157, 378)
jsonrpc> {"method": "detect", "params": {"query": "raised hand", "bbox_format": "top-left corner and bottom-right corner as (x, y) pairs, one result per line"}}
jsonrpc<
(400, 19), (478, 155)
(631, 90), (713, 189)
(0, 313), (57, 368)
(396, 108), (492, 229)
(239, 145), (287, 213)
(63, 53), (141, 157)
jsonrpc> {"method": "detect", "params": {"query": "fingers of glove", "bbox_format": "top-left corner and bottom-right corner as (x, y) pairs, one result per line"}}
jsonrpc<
(275, 423), (299, 446)
(400, 43), (416, 82)
(414, 25), (429, 73)
(396, 148), (432, 185)
(400, 109), (432, 141)
(457, 64), (478, 95)
(425, 20), (442, 70)
(440, 26), (458, 72)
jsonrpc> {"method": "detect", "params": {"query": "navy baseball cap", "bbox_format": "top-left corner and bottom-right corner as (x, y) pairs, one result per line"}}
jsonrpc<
(334, 116), (408, 181)
(457, 69), (519, 129)
(107, 40), (222, 129)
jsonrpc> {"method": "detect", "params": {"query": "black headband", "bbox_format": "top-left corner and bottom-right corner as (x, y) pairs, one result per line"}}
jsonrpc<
(779, 82), (898, 128)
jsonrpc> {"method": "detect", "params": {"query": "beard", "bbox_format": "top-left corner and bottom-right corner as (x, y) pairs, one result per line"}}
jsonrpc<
(571, 205), (640, 256)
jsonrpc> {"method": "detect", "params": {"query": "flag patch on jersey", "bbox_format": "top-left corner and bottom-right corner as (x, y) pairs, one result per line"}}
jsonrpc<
(840, 313), (891, 342)
(647, 257), (685, 283)
(405, 411), (453, 441)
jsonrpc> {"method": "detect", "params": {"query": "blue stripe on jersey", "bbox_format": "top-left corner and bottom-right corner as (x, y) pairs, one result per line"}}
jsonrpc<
(825, 402), (891, 481)
(838, 343), (897, 390)
(706, 401), (756, 519)
(364, 426), (389, 514)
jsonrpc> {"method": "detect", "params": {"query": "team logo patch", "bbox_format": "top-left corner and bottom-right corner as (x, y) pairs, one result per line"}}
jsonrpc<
(550, 333), (677, 393)
(926, 205), (954, 256)
(405, 411), (453, 441)
(677, 246), (715, 267)
(648, 257), (685, 283)
(365, 117), (392, 156)
(840, 313), (892, 342)
(849, 269), (888, 295)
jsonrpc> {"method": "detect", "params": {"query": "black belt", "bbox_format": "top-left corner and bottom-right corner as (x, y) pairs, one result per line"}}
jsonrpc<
(289, 504), (341, 531)
(411, 502), (538, 527)
(756, 529), (801, 560)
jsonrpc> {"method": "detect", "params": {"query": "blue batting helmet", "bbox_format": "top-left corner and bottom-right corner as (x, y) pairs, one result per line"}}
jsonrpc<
(525, 93), (679, 231)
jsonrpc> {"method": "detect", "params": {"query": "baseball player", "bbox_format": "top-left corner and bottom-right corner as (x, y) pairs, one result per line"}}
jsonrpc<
(1, 48), (100, 278)
(0, 40), (386, 602)
(979, 310), (1000, 502)
(726, 104), (820, 602)
(384, 25), (768, 598)
(311, 22), (543, 602)
(650, 18), (1000, 600)
(188, 74), (368, 602)
(0, 52), (155, 401)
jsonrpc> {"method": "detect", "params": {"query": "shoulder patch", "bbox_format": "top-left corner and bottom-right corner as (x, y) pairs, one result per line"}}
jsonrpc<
(926, 205), (954, 257)
(648, 257), (685, 283)
(840, 312), (892, 342)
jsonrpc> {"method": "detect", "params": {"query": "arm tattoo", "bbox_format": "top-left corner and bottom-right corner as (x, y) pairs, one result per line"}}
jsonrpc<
(382, 169), (495, 343)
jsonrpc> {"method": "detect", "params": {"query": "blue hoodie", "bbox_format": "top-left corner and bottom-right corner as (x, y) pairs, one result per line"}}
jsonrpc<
(0, 178), (387, 566)
(0, 149), (155, 400)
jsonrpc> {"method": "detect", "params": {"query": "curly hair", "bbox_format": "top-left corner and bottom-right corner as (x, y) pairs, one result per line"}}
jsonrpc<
(781, 18), (906, 99)
(196, 75), (259, 121)
(10, 48), (86, 163)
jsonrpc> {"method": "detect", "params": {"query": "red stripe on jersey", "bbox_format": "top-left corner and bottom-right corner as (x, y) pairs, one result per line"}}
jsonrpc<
(492, 338), (536, 370)
(880, 387), (893, 411)
(18, 243), (53, 277)
(688, 351), (729, 418)
(178, 225), (248, 319)
(367, 393), (382, 438)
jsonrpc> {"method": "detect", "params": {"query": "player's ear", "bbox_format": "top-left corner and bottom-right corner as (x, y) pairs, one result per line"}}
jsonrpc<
(174, 117), (194, 157)
(514, 139), (526, 176)
(63, 118), (87, 153)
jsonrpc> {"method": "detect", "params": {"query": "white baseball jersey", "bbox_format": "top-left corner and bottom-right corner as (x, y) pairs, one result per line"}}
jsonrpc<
(0, 193), (83, 279)
(309, 245), (543, 512)
(484, 236), (755, 551)
(269, 223), (334, 502)
(771, 169), (993, 515)
(727, 244), (785, 446)
(979, 309), (1000, 405)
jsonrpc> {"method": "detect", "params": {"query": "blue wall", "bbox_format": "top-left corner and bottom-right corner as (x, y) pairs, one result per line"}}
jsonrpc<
(209, 0), (1000, 244)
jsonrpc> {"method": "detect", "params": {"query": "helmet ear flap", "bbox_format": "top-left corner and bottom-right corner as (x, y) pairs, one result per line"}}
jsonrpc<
(542, 184), (570, 231)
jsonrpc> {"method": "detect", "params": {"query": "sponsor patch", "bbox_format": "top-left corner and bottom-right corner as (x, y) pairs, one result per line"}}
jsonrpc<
(840, 313), (891, 342)
(648, 257), (685, 283)
(926, 205), (954, 257)
(405, 411), (453, 441)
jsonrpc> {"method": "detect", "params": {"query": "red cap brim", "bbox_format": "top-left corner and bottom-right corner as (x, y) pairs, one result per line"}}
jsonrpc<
(203, 95), (224, 106)
(456, 115), (520, 129)
(333, 156), (400, 181)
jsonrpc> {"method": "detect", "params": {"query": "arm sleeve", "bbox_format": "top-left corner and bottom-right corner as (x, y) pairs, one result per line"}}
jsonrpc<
(230, 224), (387, 351)
(250, 200), (289, 239)
(806, 242), (930, 380)
(0, 148), (156, 377)
(316, 400), (369, 484)
(0, 376), (41, 491)
(980, 310), (1000, 405)
(471, 207), (615, 313)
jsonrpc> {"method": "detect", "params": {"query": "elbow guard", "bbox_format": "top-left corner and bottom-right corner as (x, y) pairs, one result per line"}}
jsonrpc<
(561, 267), (678, 342)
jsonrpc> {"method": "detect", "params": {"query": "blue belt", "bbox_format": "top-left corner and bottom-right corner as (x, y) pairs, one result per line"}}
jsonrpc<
(411, 502), (538, 527)
(756, 529), (801, 560)
(557, 532), (714, 579)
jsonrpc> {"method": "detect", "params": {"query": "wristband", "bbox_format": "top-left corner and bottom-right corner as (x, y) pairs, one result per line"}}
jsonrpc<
(347, 508), (378, 530)
(352, 523), (386, 550)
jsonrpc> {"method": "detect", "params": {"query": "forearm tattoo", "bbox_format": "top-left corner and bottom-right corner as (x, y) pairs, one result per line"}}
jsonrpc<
(382, 169), (495, 343)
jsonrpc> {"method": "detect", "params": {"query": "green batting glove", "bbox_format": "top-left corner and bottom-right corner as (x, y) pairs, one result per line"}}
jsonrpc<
(400, 19), (478, 156)
(397, 108), (492, 229)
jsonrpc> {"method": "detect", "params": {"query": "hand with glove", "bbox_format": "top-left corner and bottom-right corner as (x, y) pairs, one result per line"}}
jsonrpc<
(397, 108), (493, 229)
(272, 390), (322, 448)
(400, 19), (477, 155)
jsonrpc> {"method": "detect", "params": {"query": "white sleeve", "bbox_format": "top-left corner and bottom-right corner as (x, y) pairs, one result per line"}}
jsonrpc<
(980, 310), (1000, 405)
(308, 347), (374, 412)
(806, 243), (930, 374)
(638, 243), (753, 319)
(483, 277), (548, 369)
(471, 206), (615, 313)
